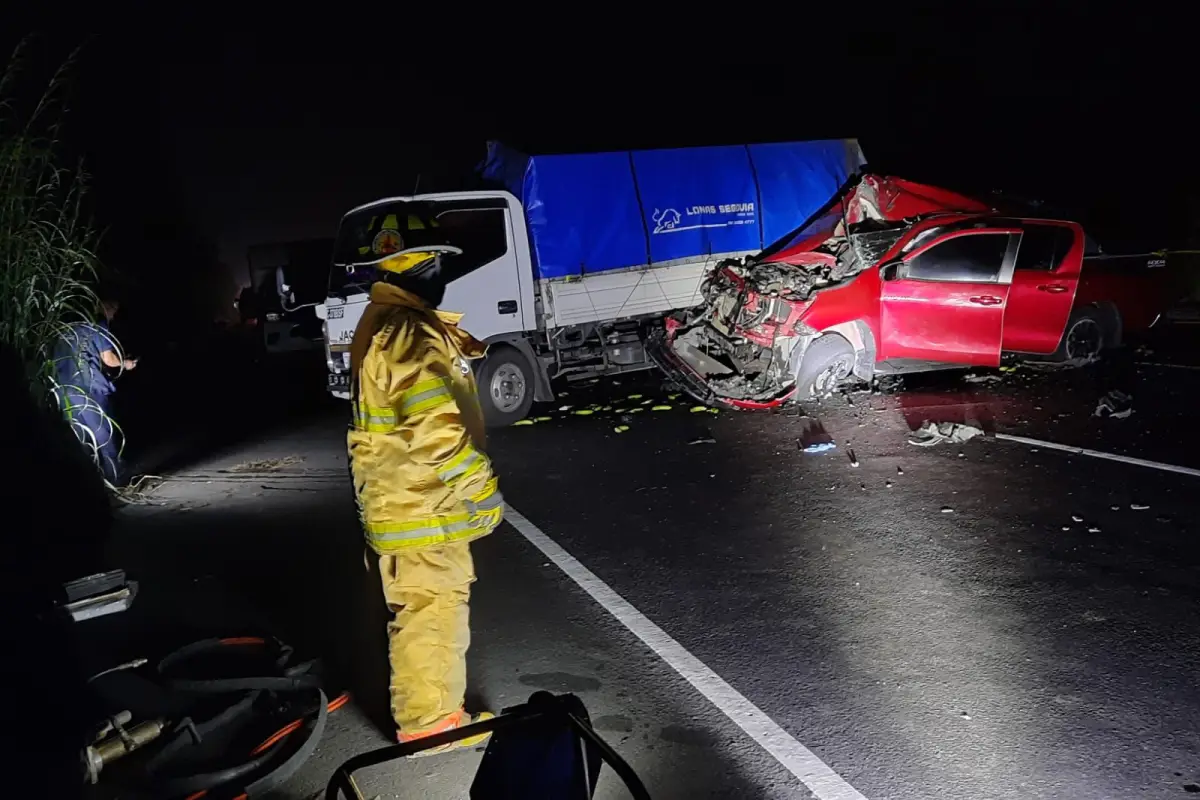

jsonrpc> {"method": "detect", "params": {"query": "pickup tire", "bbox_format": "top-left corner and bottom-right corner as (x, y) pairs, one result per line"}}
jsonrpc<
(794, 334), (856, 401)
(1053, 307), (1107, 363)
(478, 345), (534, 427)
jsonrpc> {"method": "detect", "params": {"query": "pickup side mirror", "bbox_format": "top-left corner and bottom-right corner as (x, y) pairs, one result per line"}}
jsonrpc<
(879, 261), (903, 281)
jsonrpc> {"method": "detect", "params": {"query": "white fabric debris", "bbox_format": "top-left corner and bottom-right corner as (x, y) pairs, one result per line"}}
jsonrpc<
(908, 421), (986, 447)
(1094, 390), (1133, 419)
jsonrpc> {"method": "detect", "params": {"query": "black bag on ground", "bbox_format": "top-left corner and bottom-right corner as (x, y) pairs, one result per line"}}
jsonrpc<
(471, 691), (601, 800)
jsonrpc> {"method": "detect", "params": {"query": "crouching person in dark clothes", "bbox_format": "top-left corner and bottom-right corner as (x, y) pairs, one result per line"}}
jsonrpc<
(52, 297), (137, 485)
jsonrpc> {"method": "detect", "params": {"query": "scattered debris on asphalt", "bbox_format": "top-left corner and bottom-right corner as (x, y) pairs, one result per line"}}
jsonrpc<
(799, 417), (836, 454)
(1094, 389), (1134, 419)
(963, 373), (1003, 385)
(1131, 503), (1150, 511)
(614, 425), (630, 434)
(848, 448), (859, 467)
(688, 437), (716, 445)
(908, 421), (985, 447)
(874, 375), (905, 393)
(226, 455), (304, 473)
(941, 506), (954, 513)
(114, 474), (164, 505)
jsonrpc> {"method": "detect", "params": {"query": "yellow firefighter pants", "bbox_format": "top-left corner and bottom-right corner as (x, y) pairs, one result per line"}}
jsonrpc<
(377, 542), (475, 735)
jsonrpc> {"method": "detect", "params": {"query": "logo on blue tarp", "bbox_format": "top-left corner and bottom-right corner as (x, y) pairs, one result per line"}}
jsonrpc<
(652, 208), (681, 233)
(651, 204), (756, 235)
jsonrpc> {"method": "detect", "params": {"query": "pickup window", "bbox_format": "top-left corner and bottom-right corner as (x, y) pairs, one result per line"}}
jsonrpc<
(905, 232), (1009, 283)
(1015, 225), (1073, 271)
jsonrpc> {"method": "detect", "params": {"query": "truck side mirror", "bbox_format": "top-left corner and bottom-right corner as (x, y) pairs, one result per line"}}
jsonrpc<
(275, 266), (294, 305)
(879, 261), (902, 281)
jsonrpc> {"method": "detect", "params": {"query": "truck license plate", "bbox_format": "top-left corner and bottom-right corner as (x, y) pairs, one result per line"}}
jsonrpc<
(328, 306), (344, 319)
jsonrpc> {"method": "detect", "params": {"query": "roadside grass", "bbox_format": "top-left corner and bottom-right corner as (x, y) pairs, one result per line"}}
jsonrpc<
(0, 41), (125, 485)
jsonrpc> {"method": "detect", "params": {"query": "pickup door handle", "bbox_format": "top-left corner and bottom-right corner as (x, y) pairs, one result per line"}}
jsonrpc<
(1037, 284), (1068, 293)
(969, 295), (1003, 306)
(497, 300), (518, 314)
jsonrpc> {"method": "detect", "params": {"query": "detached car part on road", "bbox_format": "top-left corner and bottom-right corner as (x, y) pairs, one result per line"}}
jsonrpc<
(654, 174), (1172, 408)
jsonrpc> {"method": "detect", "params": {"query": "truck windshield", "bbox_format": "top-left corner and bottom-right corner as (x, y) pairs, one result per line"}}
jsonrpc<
(328, 199), (509, 297)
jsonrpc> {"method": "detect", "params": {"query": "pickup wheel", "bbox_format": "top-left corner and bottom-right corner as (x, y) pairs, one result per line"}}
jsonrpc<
(1053, 308), (1106, 364)
(794, 334), (856, 401)
(478, 345), (534, 427)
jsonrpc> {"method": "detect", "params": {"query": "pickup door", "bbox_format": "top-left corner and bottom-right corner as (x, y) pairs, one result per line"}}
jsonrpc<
(1001, 221), (1082, 353)
(879, 228), (1021, 365)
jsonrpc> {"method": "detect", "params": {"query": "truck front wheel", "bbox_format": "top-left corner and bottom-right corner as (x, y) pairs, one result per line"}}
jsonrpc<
(478, 346), (534, 427)
(794, 334), (856, 401)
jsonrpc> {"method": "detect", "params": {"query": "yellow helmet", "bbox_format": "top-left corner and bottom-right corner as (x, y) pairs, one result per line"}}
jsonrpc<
(362, 211), (450, 275)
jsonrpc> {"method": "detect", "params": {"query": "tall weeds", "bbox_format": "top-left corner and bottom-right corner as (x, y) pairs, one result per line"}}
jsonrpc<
(0, 41), (124, 485)
(0, 41), (103, 403)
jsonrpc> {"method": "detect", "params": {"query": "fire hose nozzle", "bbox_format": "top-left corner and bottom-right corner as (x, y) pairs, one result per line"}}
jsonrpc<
(83, 718), (165, 784)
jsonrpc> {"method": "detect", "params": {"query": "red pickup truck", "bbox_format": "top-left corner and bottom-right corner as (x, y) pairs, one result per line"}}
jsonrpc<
(655, 174), (1171, 408)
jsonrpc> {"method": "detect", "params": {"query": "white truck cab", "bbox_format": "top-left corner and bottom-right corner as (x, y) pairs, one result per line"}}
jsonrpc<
(317, 189), (715, 424)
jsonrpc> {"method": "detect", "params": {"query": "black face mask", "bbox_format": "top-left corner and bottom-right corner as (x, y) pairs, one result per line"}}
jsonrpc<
(382, 256), (448, 307)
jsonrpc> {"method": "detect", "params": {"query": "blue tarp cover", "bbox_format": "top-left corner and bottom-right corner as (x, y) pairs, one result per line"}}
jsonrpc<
(481, 139), (866, 280)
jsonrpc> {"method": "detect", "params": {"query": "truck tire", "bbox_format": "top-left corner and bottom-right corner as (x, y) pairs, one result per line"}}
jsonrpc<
(1053, 307), (1106, 363)
(478, 346), (534, 427)
(794, 334), (856, 401)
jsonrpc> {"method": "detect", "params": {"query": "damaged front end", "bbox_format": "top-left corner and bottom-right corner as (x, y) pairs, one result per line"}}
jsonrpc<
(653, 174), (981, 407)
(652, 258), (821, 408)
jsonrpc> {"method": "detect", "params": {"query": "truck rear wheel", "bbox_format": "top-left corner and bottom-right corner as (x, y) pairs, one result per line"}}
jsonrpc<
(478, 346), (534, 427)
(794, 334), (855, 401)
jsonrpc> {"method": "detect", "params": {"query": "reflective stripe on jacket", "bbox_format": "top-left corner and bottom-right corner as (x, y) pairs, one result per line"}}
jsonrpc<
(347, 282), (502, 552)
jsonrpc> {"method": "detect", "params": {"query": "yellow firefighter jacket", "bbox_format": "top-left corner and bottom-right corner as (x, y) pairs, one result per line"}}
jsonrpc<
(347, 282), (502, 552)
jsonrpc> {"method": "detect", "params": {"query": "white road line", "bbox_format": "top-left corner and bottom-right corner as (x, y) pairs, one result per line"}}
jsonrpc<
(1137, 361), (1200, 371)
(995, 433), (1200, 479)
(503, 504), (869, 800)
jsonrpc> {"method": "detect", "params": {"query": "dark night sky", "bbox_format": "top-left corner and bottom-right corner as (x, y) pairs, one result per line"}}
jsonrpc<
(7, 17), (1193, 327)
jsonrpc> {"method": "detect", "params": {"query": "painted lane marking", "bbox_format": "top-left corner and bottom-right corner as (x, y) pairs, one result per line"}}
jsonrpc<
(1136, 361), (1200, 371)
(504, 504), (869, 800)
(996, 433), (1200, 479)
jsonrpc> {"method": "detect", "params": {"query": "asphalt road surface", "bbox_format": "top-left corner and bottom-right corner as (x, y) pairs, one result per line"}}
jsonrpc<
(91, 348), (1200, 799)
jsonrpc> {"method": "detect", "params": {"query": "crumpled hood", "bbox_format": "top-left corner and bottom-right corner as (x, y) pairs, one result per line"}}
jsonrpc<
(758, 174), (993, 266)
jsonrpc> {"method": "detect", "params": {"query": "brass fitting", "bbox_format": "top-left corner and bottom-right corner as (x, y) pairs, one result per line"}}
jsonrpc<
(83, 718), (165, 784)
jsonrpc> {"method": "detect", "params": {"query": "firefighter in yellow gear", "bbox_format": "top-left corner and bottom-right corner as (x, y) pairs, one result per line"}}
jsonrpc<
(346, 209), (501, 752)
